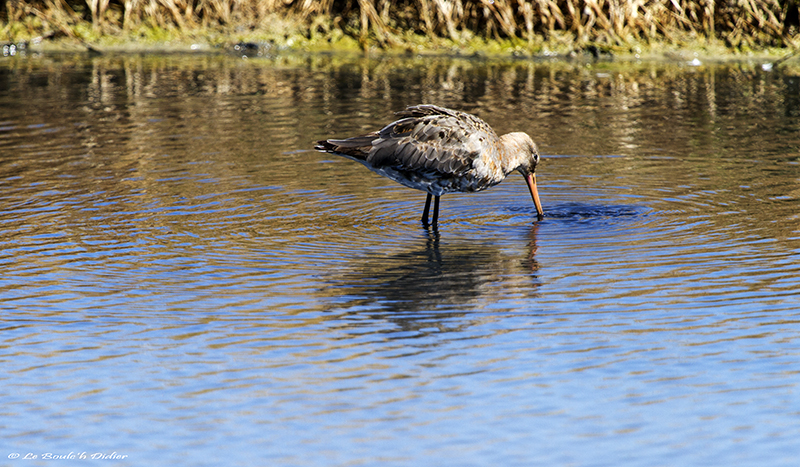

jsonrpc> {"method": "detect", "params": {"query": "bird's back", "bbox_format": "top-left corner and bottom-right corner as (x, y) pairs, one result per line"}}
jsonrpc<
(316, 105), (505, 194)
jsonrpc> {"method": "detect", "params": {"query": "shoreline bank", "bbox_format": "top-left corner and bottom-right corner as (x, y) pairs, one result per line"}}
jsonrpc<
(3, 0), (798, 62)
(3, 29), (798, 65)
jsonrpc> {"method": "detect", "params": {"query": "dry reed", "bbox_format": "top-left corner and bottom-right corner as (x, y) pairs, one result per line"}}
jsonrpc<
(2, 0), (797, 49)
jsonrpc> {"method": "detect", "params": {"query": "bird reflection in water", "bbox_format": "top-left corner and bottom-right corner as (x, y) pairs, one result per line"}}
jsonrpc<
(328, 223), (541, 328)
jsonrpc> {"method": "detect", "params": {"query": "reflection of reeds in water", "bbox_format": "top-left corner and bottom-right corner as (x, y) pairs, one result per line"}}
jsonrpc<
(4, 0), (796, 48)
(5, 54), (797, 245)
(5, 53), (795, 178)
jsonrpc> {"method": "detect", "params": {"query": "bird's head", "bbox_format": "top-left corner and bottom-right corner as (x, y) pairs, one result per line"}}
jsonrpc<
(503, 132), (544, 220)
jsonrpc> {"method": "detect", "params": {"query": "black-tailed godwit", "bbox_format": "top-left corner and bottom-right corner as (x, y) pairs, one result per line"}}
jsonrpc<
(316, 104), (544, 225)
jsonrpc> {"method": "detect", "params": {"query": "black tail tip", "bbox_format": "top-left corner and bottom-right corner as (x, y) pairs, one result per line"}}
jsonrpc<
(315, 140), (332, 152)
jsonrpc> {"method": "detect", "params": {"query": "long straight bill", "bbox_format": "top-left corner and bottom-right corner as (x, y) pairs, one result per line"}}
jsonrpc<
(524, 173), (544, 220)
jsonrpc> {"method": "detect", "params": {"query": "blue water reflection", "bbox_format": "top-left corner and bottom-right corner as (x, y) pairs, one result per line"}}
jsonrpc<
(1, 54), (799, 467)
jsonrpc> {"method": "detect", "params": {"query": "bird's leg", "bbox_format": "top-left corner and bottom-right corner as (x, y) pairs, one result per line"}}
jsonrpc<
(422, 193), (432, 225)
(432, 195), (440, 226)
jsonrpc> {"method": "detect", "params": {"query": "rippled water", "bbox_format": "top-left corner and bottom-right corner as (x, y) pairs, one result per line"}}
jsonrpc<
(2, 53), (800, 466)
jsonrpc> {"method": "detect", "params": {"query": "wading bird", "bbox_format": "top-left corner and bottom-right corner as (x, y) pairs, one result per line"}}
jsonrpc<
(315, 104), (544, 226)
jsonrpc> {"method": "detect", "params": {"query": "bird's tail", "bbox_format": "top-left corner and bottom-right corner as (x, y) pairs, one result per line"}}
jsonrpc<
(315, 135), (376, 161)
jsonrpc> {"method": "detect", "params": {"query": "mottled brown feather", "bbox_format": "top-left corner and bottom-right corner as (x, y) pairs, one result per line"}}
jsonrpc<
(315, 104), (541, 201)
(317, 106), (490, 175)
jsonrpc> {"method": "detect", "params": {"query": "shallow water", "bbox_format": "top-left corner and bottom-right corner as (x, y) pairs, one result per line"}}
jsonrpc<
(2, 53), (800, 466)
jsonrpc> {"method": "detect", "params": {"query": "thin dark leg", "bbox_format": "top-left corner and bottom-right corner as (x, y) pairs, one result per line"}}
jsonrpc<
(432, 195), (440, 225)
(422, 193), (432, 224)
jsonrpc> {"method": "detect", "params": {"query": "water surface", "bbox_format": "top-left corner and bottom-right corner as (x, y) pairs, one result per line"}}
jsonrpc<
(2, 53), (800, 466)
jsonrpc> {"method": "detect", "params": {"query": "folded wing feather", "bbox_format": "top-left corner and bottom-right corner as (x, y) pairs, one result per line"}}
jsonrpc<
(316, 105), (498, 179)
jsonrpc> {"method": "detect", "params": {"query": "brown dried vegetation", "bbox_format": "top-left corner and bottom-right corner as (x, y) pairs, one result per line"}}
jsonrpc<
(2, 0), (798, 49)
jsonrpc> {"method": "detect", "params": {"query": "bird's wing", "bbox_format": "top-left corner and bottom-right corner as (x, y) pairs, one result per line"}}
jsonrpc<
(365, 105), (498, 176)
